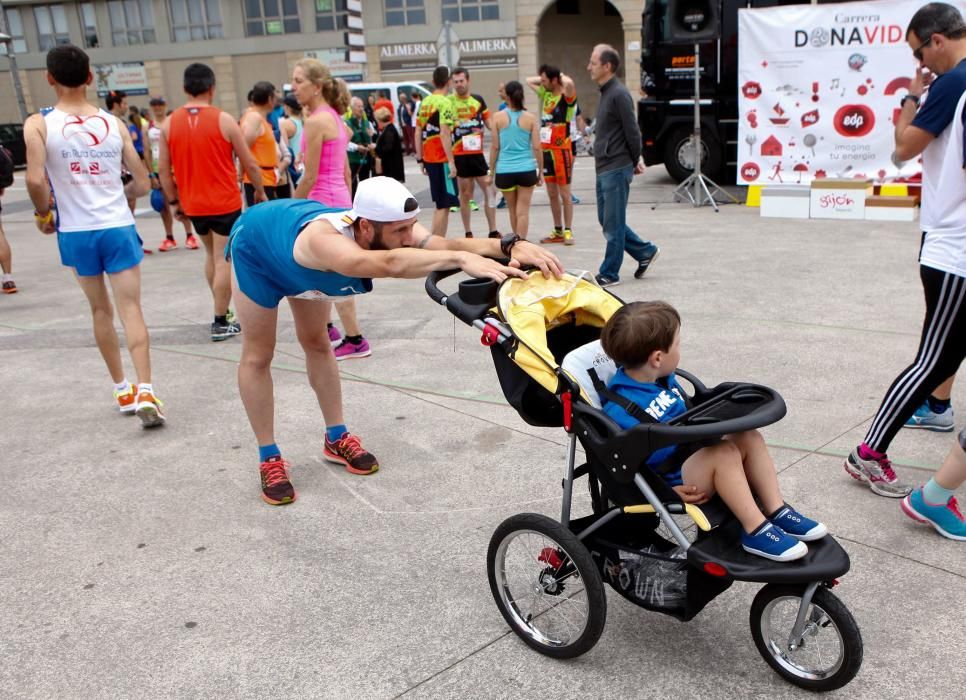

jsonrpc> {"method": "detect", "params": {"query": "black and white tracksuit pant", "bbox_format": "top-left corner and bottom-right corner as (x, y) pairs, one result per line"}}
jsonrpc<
(863, 264), (966, 453)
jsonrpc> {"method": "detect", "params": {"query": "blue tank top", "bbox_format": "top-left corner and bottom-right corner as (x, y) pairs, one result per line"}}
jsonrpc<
(495, 110), (537, 174)
(128, 121), (144, 155)
(228, 199), (372, 300)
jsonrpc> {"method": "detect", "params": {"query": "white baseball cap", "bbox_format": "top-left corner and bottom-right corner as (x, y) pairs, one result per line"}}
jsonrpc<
(349, 176), (421, 222)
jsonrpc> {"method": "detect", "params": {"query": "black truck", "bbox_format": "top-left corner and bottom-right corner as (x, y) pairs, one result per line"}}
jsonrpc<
(638, 0), (848, 182)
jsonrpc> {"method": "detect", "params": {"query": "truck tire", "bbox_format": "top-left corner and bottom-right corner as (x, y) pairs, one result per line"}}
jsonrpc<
(662, 127), (723, 183)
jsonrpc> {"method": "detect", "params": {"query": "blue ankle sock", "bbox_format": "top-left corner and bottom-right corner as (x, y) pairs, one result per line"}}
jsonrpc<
(922, 477), (954, 504)
(258, 443), (281, 462)
(326, 424), (347, 443)
(926, 396), (951, 413)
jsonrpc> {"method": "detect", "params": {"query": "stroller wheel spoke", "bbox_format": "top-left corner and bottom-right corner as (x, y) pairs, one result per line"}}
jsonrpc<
(488, 516), (606, 657)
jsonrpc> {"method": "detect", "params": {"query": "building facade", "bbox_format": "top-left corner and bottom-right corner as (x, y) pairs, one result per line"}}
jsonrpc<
(0, 0), (642, 122)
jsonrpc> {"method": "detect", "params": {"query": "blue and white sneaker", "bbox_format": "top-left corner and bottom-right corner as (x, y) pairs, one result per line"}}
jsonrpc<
(741, 522), (808, 562)
(904, 402), (955, 432)
(901, 488), (966, 541)
(770, 504), (828, 541)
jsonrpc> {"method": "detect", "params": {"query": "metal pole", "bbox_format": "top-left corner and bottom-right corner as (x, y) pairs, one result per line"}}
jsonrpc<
(444, 20), (453, 68)
(692, 42), (702, 204)
(0, 1), (29, 121)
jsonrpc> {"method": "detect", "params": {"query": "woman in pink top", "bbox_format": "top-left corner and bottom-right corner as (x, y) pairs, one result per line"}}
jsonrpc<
(291, 58), (371, 359)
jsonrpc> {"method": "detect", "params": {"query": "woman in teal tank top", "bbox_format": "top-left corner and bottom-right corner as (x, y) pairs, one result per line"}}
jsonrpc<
(490, 81), (543, 239)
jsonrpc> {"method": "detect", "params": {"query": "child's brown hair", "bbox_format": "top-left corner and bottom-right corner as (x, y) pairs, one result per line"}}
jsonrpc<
(600, 301), (681, 369)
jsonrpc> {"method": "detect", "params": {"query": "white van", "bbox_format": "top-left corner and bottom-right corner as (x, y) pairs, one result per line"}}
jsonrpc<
(346, 81), (433, 123)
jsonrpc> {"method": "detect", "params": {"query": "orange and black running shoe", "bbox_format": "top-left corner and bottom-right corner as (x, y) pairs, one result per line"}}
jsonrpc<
(323, 433), (379, 475)
(259, 456), (295, 505)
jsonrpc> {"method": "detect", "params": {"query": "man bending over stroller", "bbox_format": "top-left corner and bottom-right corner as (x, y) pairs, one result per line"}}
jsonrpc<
(600, 301), (826, 562)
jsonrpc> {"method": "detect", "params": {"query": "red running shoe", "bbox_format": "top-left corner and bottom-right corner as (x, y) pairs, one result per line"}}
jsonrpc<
(323, 433), (379, 475)
(259, 456), (296, 505)
(158, 238), (177, 252)
(185, 234), (199, 250)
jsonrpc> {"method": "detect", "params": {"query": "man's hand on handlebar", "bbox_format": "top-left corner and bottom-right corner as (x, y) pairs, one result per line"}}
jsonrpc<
(460, 253), (528, 283)
(507, 241), (564, 279)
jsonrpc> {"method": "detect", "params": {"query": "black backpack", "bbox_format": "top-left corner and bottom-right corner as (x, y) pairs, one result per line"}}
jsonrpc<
(0, 146), (14, 190)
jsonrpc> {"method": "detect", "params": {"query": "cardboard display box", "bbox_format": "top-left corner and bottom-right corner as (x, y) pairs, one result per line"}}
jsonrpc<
(864, 195), (918, 222)
(760, 186), (810, 219)
(810, 178), (873, 220)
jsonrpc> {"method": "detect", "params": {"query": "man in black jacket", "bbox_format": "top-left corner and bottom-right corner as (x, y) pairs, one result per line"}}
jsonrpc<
(588, 44), (659, 287)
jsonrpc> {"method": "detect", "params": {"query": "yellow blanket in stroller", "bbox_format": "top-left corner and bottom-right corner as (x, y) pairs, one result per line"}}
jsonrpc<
(495, 272), (623, 403)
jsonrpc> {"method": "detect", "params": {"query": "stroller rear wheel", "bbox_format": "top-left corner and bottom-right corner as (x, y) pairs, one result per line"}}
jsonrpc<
(750, 583), (863, 691)
(487, 513), (606, 659)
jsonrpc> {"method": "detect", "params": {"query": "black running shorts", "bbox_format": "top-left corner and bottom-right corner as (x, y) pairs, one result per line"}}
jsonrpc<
(425, 162), (460, 210)
(190, 209), (242, 236)
(455, 154), (489, 179)
(495, 171), (539, 191)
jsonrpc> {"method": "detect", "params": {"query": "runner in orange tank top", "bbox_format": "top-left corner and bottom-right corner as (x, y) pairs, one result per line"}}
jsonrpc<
(158, 62), (266, 343)
(240, 81), (282, 206)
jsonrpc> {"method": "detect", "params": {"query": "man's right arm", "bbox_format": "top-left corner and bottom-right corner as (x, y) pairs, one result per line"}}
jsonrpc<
(526, 77), (543, 93)
(895, 67), (936, 162)
(157, 121), (186, 220)
(23, 114), (54, 231)
(300, 225), (526, 282)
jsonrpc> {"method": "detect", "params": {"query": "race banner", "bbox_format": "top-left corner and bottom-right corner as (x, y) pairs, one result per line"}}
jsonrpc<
(737, 0), (966, 186)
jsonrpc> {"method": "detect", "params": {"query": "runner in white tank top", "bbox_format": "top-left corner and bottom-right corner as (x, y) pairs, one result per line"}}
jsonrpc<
(23, 44), (165, 429)
(42, 107), (135, 232)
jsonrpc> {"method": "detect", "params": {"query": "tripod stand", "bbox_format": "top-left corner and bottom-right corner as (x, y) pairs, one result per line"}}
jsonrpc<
(672, 42), (738, 211)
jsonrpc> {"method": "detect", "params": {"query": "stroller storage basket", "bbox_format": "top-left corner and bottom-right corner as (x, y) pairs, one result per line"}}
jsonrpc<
(571, 513), (732, 621)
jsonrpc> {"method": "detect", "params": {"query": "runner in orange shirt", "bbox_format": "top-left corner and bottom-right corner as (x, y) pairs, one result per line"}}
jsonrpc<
(158, 63), (266, 342)
(240, 81), (282, 206)
(527, 64), (577, 245)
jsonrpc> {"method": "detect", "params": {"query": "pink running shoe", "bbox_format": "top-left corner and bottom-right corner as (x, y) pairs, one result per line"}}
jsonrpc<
(333, 338), (371, 360)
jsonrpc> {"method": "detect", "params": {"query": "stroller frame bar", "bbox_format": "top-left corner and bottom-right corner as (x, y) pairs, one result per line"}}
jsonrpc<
(561, 433), (578, 525)
(561, 432), (695, 552)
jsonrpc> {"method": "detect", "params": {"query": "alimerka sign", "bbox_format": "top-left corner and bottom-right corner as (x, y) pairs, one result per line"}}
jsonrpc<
(380, 38), (517, 72)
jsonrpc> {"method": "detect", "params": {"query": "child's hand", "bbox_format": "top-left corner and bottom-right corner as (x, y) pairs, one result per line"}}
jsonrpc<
(673, 484), (709, 504)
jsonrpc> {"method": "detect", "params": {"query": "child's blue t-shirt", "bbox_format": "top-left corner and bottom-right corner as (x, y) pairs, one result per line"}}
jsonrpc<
(601, 368), (689, 485)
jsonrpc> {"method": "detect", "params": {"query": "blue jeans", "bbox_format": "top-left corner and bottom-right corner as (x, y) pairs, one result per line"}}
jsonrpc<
(596, 165), (652, 279)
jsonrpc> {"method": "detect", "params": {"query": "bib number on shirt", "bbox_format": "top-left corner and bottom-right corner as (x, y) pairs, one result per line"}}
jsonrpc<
(462, 133), (482, 152)
(540, 126), (553, 146)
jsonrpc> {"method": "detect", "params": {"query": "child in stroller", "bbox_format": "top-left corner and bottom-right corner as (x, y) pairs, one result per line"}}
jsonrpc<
(426, 269), (863, 691)
(600, 301), (827, 562)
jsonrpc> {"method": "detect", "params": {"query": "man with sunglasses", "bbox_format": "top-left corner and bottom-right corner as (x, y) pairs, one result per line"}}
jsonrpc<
(227, 176), (563, 505)
(845, 3), (966, 510)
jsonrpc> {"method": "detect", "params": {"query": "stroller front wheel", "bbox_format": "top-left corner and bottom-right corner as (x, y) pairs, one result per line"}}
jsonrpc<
(487, 513), (606, 659)
(750, 583), (863, 692)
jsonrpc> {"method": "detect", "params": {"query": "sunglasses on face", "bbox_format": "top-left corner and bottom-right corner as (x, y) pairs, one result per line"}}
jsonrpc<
(913, 35), (933, 62)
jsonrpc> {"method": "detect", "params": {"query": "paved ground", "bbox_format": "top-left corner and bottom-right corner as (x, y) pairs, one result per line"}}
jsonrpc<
(0, 157), (963, 699)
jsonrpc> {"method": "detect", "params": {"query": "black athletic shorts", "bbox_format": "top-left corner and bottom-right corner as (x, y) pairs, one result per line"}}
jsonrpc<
(454, 154), (489, 179)
(495, 171), (539, 191)
(190, 209), (242, 236)
(244, 183), (282, 208)
(425, 162), (460, 210)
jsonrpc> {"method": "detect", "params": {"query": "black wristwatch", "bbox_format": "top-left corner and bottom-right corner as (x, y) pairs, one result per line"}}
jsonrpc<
(500, 233), (521, 258)
(901, 94), (921, 109)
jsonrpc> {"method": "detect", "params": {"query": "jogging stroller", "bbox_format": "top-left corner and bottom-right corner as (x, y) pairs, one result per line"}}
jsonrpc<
(426, 270), (863, 692)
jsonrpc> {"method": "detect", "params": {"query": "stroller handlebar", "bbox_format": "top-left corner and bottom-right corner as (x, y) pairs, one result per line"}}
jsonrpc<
(425, 269), (502, 326)
(425, 268), (461, 306)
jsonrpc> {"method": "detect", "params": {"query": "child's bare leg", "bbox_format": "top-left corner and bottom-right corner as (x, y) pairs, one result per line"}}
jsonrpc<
(727, 430), (785, 514)
(681, 441), (767, 533)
